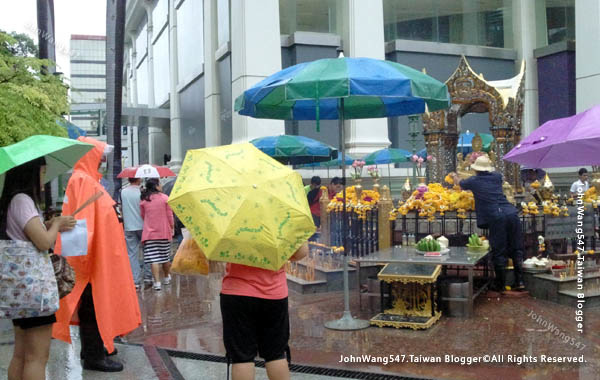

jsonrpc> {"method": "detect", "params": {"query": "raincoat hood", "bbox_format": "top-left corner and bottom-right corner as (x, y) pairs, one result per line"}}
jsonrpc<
(74, 136), (105, 182)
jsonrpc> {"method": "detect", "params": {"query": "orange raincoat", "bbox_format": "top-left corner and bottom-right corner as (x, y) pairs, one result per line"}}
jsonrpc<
(53, 137), (141, 353)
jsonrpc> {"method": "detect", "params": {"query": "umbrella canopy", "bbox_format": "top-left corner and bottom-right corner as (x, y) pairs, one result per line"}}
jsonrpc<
(235, 56), (449, 122)
(300, 154), (356, 168)
(363, 148), (411, 165)
(168, 143), (315, 271)
(56, 119), (87, 139)
(457, 132), (494, 154)
(504, 105), (600, 168)
(250, 134), (338, 165)
(117, 164), (176, 178)
(0, 135), (94, 194)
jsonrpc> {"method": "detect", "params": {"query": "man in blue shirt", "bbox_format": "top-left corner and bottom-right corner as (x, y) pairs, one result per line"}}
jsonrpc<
(451, 155), (525, 292)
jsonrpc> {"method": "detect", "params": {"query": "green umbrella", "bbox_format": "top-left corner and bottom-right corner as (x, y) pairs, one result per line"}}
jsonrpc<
(0, 135), (94, 193)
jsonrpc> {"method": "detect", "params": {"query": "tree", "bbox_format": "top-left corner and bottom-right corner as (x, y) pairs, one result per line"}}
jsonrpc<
(0, 30), (38, 57)
(0, 31), (67, 147)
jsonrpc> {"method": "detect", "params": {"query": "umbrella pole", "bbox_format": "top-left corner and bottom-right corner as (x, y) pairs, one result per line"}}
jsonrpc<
(325, 99), (369, 331)
(388, 163), (392, 191)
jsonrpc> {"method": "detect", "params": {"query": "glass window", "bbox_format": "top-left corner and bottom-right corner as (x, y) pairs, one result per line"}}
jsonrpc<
(217, 0), (229, 46)
(383, 0), (513, 48)
(546, 0), (575, 45)
(279, 0), (341, 35)
(153, 0), (169, 31)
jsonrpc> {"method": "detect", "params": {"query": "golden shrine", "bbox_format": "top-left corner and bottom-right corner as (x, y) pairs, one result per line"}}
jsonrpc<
(422, 56), (526, 190)
(370, 263), (442, 330)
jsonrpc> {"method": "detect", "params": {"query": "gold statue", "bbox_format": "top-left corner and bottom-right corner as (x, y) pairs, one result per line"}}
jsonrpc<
(503, 181), (515, 204)
(540, 173), (554, 200)
(401, 178), (412, 200)
(471, 133), (483, 153)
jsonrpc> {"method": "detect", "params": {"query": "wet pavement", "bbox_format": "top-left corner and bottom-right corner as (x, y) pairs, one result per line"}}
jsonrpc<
(127, 273), (600, 380)
(0, 272), (598, 379)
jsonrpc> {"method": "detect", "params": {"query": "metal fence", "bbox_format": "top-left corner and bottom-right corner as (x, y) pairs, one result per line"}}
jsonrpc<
(329, 209), (379, 257)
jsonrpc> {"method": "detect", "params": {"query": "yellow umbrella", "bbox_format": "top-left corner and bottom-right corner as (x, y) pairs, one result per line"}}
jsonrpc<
(168, 143), (315, 271)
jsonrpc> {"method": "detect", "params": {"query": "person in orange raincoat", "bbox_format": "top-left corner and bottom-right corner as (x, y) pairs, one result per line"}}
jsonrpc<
(53, 136), (141, 372)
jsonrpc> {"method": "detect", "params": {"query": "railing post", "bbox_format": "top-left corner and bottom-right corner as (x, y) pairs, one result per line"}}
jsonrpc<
(320, 188), (331, 246)
(378, 185), (393, 250)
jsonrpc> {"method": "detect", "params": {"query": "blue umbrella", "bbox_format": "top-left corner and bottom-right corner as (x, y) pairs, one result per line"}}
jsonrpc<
(250, 134), (337, 165)
(57, 119), (87, 139)
(363, 148), (411, 190)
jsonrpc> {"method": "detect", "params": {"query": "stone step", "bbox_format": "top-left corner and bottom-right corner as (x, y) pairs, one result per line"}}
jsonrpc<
(287, 274), (328, 294)
(557, 289), (600, 309)
(533, 272), (600, 292)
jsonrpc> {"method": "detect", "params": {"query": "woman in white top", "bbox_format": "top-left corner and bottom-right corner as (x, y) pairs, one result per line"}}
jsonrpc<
(0, 157), (76, 380)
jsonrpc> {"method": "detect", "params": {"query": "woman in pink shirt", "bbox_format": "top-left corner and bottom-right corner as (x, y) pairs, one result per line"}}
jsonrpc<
(140, 179), (174, 291)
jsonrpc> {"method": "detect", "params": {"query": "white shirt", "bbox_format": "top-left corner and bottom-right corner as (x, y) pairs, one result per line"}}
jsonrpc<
(121, 184), (144, 231)
(570, 179), (589, 194)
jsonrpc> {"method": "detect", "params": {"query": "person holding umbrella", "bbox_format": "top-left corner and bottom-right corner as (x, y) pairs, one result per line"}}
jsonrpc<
(0, 157), (77, 380)
(53, 136), (141, 372)
(450, 155), (525, 293)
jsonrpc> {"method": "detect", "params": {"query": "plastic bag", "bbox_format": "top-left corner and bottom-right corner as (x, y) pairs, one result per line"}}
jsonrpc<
(171, 229), (209, 275)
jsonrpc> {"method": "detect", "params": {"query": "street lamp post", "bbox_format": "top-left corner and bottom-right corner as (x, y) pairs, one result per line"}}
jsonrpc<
(408, 115), (420, 188)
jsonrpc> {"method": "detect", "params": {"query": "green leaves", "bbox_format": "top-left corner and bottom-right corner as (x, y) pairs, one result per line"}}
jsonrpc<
(0, 31), (67, 147)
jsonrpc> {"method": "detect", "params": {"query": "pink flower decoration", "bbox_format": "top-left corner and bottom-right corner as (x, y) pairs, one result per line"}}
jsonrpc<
(418, 157), (424, 163)
(352, 161), (358, 168)
(412, 154), (418, 162)
(427, 155), (433, 161)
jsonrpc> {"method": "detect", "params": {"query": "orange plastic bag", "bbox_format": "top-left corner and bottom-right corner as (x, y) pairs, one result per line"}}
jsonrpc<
(171, 229), (209, 275)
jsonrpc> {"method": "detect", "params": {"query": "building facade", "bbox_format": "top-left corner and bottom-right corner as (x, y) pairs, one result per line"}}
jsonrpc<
(123, 0), (590, 174)
(69, 34), (107, 134)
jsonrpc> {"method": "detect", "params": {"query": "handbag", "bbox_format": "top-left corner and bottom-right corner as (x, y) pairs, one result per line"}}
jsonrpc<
(0, 240), (59, 319)
(50, 254), (75, 298)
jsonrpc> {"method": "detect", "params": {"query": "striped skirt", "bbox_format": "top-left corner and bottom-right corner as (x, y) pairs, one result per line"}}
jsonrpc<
(143, 239), (171, 264)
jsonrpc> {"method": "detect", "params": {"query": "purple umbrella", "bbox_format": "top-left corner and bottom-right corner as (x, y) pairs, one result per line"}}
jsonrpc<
(504, 105), (600, 168)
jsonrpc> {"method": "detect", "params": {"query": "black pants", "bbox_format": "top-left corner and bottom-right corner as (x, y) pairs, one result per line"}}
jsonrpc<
(79, 284), (106, 360)
(488, 213), (524, 268)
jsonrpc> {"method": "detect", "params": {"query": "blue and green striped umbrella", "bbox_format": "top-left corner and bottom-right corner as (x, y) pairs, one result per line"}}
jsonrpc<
(235, 56), (449, 130)
(250, 134), (337, 165)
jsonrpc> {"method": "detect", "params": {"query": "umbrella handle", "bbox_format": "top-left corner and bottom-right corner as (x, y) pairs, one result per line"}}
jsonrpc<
(71, 191), (104, 217)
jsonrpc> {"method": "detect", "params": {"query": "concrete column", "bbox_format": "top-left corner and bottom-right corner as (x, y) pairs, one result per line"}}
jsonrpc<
(231, 0), (284, 143)
(576, 0), (600, 112)
(512, 0), (542, 138)
(168, 0), (183, 172)
(342, 0), (390, 157)
(145, 3), (162, 164)
(129, 32), (138, 107)
(125, 54), (131, 106)
(204, 0), (221, 147)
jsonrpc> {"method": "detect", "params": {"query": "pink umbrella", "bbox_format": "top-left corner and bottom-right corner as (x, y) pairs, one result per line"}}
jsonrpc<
(504, 104), (600, 168)
(117, 164), (176, 178)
